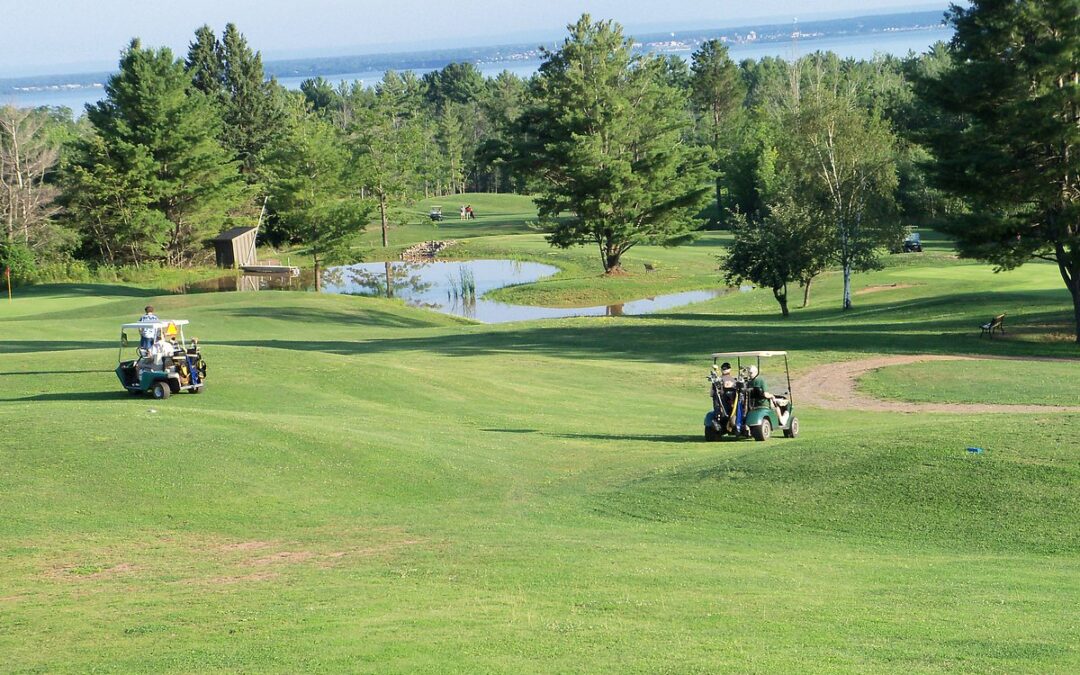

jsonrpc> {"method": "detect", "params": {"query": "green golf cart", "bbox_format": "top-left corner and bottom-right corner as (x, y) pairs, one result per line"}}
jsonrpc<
(116, 320), (206, 399)
(704, 350), (798, 442)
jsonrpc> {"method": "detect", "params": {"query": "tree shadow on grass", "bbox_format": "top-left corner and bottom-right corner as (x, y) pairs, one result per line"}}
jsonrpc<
(651, 288), (1074, 324)
(0, 341), (115, 354)
(0, 369), (113, 376)
(479, 428), (709, 444)
(12, 283), (176, 299)
(210, 306), (454, 329)
(550, 432), (707, 443)
(214, 310), (1077, 364)
(3, 391), (133, 402)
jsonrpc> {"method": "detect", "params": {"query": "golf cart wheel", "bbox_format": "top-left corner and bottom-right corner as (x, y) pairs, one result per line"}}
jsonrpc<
(151, 381), (171, 400)
(751, 418), (771, 442)
(783, 417), (799, 438)
(705, 426), (721, 442)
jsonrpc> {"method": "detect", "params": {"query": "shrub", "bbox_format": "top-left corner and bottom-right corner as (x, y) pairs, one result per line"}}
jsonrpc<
(0, 243), (38, 286)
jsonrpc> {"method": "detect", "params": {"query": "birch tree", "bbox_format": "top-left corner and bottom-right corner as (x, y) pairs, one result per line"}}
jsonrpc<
(780, 74), (902, 310)
(0, 106), (62, 249)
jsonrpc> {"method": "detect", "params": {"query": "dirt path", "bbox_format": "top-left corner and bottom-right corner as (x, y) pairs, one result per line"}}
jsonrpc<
(791, 354), (1080, 414)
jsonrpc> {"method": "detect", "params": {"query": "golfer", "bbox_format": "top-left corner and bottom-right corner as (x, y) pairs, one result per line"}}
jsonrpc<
(139, 305), (159, 349)
(719, 362), (736, 388)
(747, 365), (768, 400)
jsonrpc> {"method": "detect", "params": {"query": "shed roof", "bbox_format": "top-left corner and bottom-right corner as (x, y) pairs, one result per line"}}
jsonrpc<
(211, 227), (257, 242)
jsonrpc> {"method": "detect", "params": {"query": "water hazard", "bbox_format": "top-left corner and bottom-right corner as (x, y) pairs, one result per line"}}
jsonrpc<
(180, 259), (726, 323)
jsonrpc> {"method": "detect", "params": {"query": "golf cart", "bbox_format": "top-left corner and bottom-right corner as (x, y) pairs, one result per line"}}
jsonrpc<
(428, 206), (444, 222)
(902, 231), (922, 253)
(704, 351), (798, 442)
(116, 320), (206, 399)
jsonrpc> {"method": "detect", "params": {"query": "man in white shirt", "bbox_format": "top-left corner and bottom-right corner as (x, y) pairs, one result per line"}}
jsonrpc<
(139, 305), (159, 349)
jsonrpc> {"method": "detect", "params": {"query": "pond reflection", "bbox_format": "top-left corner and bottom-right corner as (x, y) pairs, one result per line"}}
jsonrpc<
(178, 259), (726, 323)
(329, 261), (434, 299)
(329, 260), (724, 323)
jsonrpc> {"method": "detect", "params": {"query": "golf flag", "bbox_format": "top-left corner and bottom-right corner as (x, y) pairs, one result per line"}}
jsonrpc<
(4, 266), (10, 303)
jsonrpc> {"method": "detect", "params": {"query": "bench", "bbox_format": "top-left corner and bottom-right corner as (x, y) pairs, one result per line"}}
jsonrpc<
(643, 263), (657, 273)
(980, 313), (1006, 338)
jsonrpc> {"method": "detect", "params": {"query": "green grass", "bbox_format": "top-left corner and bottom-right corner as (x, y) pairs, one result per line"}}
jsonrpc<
(2, 194), (1079, 672)
(356, 193), (543, 252)
(450, 232), (730, 307)
(859, 358), (1080, 406)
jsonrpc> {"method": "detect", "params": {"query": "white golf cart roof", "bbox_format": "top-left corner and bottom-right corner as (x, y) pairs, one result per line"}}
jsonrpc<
(122, 320), (189, 330)
(711, 351), (787, 358)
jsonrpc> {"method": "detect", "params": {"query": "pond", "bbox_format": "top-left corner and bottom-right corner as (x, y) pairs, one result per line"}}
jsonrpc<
(180, 259), (726, 323)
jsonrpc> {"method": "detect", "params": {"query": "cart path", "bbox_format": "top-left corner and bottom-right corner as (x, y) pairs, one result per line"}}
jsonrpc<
(791, 354), (1080, 414)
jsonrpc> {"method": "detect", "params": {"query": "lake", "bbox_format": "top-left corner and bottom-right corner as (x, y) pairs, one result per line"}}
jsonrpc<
(180, 259), (727, 323)
(2, 27), (952, 111)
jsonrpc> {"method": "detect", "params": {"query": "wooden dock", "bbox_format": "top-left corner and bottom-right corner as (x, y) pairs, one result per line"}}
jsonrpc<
(241, 265), (300, 277)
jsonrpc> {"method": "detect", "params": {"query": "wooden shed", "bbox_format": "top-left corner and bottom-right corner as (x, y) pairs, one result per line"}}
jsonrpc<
(211, 227), (257, 268)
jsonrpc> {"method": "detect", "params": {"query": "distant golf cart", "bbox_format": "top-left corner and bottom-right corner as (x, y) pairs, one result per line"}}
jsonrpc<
(902, 231), (923, 253)
(116, 320), (206, 399)
(704, 351), (798, 442)
(428, 206), (444, 222)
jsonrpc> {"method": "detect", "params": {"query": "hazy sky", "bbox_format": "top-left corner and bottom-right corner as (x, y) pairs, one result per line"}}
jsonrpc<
(0, 1), (945, 76)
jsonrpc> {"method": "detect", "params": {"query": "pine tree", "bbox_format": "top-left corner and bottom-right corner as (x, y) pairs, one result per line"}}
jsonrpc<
(185, 25), (224, 97)
(520, 15), (711, 273)
(265, 101), (372, 290)
(917, 0), (1080, 342)
(78, 39), (245, 266)
(349, 72), (427, 247)
(437, 102), (466, 196)
(220, 23), (286, 175)
(476, 71), (527, 193)
(691, 40), (745, 221)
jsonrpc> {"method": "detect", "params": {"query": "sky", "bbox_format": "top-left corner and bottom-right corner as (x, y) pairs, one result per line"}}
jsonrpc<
(0, 1), (946, 77)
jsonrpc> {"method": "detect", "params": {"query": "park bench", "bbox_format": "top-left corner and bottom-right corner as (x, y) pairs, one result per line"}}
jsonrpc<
(643, 262), (657, 273)
(980, 313), (1006, 338)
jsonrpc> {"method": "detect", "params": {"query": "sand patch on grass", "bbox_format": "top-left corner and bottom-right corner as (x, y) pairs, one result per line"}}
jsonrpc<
(218, 540), (273, 552)
(46, 562), (139, 581)
(37, 529), (428, 588)
(246, 551), (317, 566)
(200, 572), (280, 585)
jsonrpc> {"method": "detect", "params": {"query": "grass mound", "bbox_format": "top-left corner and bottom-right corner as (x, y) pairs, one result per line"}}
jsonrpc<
(597, 413), (1080, 555)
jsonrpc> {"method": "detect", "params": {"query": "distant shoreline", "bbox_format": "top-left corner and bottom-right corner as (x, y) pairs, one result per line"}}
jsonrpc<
(1, 9), (948, 94)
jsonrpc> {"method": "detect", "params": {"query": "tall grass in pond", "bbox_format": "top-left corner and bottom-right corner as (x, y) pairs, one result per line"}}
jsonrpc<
(446, 266), (477, 318)
(447, 266), (476, 300)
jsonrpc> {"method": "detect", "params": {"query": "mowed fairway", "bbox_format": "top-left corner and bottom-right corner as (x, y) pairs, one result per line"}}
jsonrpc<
(2, 201), (1079, 672)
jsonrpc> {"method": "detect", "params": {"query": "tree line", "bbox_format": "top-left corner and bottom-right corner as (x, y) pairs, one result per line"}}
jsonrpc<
(2, 2), (1077, 340)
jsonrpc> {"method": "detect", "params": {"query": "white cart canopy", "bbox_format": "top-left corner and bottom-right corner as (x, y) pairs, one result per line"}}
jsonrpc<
(122, 320), (189, 330)
(711, 351), (787, 358)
